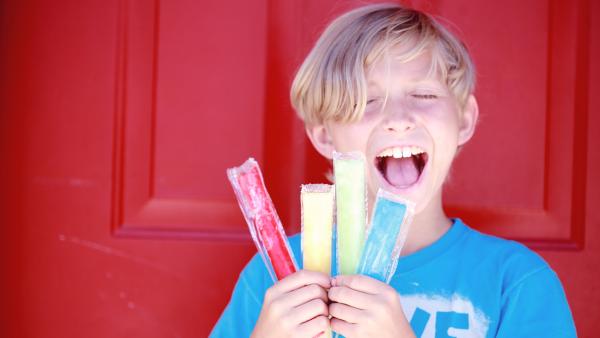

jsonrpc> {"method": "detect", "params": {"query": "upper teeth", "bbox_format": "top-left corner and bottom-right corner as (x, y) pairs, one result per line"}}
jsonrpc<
(377, 146), (425, 158)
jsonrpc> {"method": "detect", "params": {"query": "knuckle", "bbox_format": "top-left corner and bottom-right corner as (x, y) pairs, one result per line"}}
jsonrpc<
(339, 287), (350, 300)
(264, 287), (273, 300)
(384, 286), (398, 300)
(363, 311), (376, 326)
(311, 301), (321, 314)
(331, 288), (342, 302)
(317, 315), (329, 328)
(348, 275), (363, 289)
(264, 286), (276, 302)
(269, 298), (284, 316)
(373, 296), (387, 310)
(328, 287), (337, 301)
(320, 290), (329, 302)
(345, 276), (356, 289)
(309, 284), (321, 297)
(280, 312), (296, 330)
(383, 290), (400, 308)
(280, 319), (293, 331)
(298, 269), (309, 279)
(317, 299), (328, 314)
(317, 285), (327, 298)
(329, 302), (338, 315)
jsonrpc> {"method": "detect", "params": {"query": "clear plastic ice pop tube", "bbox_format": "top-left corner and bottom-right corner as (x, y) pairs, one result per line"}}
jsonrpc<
(356, 189), (414, 283)
(301, 184), (334, 338)
(334, 151), (367, 275)
(301, 184), (334, 275)
(227, 158), (298, 281)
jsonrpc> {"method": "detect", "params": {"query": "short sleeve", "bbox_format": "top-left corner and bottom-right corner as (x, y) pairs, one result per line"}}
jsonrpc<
(495, 266), (577, 337)
(209, 254), (272, 338)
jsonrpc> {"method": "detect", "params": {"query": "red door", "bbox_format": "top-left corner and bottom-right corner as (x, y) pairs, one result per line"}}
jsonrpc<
(1, 0), (598, 337)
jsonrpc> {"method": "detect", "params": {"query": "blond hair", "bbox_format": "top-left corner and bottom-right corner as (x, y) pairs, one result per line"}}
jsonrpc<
(291, 3), (476, 125)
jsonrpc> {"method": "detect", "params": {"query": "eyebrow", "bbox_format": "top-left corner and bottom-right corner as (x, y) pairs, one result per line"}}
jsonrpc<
(410, 79), (446, 89)
(366, 78), (445, 89)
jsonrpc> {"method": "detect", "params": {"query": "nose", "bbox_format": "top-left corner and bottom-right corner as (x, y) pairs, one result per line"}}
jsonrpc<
(382, 103), (416, 133)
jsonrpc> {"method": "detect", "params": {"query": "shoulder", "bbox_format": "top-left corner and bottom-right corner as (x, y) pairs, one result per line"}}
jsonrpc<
(457, 223), (579, 336)
(232, 252), (272, 307)
(457, 219), (556, 291)
(459, 219), (547, 268)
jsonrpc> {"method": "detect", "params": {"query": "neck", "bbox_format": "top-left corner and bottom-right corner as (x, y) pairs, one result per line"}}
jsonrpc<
(366, 189), (452, 256)
(401, 191), (451, 256)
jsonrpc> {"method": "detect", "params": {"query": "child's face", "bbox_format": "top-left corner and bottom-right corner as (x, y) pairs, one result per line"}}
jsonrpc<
(307, 45), (478, 213)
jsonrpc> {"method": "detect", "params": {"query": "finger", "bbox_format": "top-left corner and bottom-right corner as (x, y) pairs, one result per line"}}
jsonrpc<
(330, 318), (356, 337)
(328, 286), (372, 310)
(329, 302), (362, 324)
(284, 283), (328, 307)
(331, 274), (383, 294)
(291, 298), (329, 323)
(267, 270), (331, 300)
(295, 315), (330, 338)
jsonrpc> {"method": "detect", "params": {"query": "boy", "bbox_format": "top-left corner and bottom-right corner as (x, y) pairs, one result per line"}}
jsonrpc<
(211, 3), (576, 337)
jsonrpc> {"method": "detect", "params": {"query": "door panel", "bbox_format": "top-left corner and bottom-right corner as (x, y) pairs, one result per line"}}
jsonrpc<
(0, 0), (598, 336)
(114, 0), (267, 238)
(440, 0), (588, 248)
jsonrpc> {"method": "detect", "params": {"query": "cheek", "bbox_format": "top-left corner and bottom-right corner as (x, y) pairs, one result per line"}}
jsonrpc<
(330, 126), (371, 152)
(429, 111), (462, 146)
(429, 125), (460, 178)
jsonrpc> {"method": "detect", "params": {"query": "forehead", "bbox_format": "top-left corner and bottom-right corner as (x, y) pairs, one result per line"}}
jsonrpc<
(366, 44), (439, 86)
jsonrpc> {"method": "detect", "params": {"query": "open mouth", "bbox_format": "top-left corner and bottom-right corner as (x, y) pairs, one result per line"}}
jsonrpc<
(375, 146), (429, 189)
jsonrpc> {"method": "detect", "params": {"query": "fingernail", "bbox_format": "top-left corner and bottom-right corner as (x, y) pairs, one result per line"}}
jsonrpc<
(330, 277), (336, 287)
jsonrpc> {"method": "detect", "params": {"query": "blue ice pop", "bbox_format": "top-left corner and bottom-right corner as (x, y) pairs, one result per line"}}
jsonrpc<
(356, 190), (412, 283)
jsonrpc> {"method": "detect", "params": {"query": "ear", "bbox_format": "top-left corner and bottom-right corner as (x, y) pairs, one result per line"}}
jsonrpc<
(305, 123), (335, 160)
(457, 95), (479, 146)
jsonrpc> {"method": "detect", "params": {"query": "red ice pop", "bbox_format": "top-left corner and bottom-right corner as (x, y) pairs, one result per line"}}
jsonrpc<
(227, 158), (298, 281)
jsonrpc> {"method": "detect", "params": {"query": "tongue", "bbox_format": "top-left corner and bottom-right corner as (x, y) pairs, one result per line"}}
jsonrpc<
(385, 157), (420, 188)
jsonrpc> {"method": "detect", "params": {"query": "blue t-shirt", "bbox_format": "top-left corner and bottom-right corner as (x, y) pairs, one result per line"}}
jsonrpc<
(210, 219), (576, 337)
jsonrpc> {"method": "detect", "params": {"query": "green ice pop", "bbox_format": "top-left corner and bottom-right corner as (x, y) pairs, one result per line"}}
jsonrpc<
(334, 151), (367, 275)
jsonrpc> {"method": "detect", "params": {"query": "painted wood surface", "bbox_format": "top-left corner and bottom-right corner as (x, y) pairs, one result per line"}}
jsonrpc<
(0, 0), (598, 336)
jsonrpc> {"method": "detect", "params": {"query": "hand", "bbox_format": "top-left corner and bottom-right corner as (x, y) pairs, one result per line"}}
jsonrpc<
(251, 270), (331, 338)
(328, 275), (415, 338)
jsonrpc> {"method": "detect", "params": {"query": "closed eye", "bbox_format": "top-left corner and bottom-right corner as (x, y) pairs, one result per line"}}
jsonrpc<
(412, 94), (438, 99)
